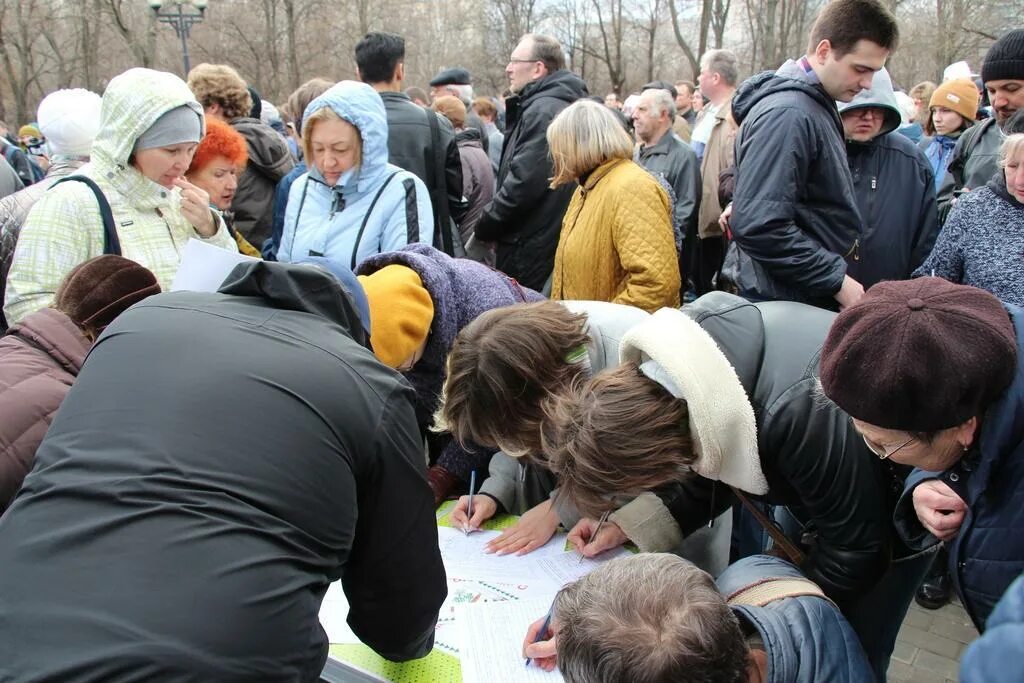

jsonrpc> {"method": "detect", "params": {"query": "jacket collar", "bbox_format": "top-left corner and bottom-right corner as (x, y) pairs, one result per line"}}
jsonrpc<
(89, 157), (181, 211)
(579, 158), (628, 194)
(638, 130), (677, 158)
(620, 307), (768, 494)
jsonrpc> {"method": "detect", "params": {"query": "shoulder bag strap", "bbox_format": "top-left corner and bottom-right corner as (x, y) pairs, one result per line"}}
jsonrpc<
(730, 486), (806, 566)
(726, 575), (833, 608)
(51, 175), (121, 256)
(350, 171), (400, 270)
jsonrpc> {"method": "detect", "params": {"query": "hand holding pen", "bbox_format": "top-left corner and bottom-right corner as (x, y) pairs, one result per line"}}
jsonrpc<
(522, 607), (557, 670)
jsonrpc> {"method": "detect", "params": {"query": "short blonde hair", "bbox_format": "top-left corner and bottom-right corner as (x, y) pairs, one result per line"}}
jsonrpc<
(547, 99), (634, 188)
(999, 133), (1024, 169)
(302, 107), (362, 171)
(187, 63), (253, 121)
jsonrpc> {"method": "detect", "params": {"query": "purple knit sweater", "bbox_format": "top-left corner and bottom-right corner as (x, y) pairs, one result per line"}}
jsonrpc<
(358, 243), (545, 479)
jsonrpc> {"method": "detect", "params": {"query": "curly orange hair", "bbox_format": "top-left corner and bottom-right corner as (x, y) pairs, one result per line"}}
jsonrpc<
(188, 117), (248, 173)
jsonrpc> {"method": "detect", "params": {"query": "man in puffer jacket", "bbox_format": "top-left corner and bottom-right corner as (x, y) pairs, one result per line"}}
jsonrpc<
(356, 243), (543, 503)
(836, 68), (939, 288)
(727, 0), (898, 309)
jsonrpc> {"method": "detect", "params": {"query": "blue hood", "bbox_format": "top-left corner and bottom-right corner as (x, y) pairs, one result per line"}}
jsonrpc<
(302, 80), (389, 194)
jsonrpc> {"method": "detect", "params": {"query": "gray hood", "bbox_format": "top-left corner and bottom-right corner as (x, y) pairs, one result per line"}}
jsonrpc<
(836, 67), (901, 137)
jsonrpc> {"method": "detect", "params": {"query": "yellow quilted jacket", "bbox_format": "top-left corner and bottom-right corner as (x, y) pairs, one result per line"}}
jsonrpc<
(551, 159), (680, 312)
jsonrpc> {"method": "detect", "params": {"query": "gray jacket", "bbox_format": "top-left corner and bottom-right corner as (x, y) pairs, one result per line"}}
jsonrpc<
(635, 132), (701, 240)
(937, 118), (1004, 223)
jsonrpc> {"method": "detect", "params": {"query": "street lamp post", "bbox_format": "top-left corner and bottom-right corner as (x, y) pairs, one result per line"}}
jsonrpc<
(148, 0), (208, 75)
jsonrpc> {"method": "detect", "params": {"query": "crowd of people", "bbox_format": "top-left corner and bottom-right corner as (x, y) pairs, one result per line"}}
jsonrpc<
(0, 0), (1021, 680)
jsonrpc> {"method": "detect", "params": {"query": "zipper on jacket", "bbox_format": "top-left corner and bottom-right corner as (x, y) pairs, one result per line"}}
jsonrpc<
(844, 238), (860, 261)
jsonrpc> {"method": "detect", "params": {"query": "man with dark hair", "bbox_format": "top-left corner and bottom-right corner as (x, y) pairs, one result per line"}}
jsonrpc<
(473, 33), (587, 291)
(937, 28), (1024, 222)
(524, 553), (873, 683)
(355, 31), (466, 255)
(726, 0), (898, 310)
(674, 80), (698, 126)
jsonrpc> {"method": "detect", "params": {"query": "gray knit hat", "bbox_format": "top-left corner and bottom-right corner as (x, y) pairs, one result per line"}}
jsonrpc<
(133, 105), (203, 152)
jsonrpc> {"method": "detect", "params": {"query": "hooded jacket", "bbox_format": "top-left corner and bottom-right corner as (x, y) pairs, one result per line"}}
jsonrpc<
(551, 158), (680, 312)
(618, 293), (907, 608)
(0, 261), (447, 680)
(0, 307), (91, 512)
(228, 116), (295, 247)
(357, 243), (543, 480)
(894, 303), (1024, 630)
(474, 70), (588, 291)
(0, 156), (89, 332)
(836, 69), (939, 288)
(728, 61), (861, 308)
(278, 82), (432, 271)
(3, 68), (238, 326)
(717, 556), (873, 683)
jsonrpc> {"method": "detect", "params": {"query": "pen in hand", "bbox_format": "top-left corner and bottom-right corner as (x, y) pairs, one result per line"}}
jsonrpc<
(577, 510), (611, 565)
(464, 470), (477, 535)
(525, 607), (554, 667)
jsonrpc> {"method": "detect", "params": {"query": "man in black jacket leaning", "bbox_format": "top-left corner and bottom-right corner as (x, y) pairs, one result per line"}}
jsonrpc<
(727, 0), (898, 310)
(0, 261), (447, 681)
(356, 32), (467, 254)
(474, 34), (588, 292)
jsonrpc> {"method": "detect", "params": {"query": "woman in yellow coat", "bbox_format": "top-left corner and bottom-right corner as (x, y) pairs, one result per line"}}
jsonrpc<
(548, 100), (680, 312)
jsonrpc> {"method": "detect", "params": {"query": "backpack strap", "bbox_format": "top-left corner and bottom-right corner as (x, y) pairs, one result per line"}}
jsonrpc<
(726, 575), (834, 608)
(350, 171), (400, 270)
(425, 112), (454, 255)
(401, 177), (420, 244)
(51, 175), (121, 256)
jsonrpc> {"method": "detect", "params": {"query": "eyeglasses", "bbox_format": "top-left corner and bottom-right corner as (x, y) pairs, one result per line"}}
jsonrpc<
(850, 108), (883, 120)
(861, 433), (916, 460)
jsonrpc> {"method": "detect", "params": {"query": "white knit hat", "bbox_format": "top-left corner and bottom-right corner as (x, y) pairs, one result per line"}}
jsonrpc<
(37, 88), (102, 157)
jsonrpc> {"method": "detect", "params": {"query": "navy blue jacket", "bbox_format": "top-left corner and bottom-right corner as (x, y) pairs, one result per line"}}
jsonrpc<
(717, 555), (873, 682)
(894, 303), (1024, 630)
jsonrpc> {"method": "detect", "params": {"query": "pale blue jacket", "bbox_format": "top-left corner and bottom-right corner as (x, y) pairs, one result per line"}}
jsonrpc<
(278, 81), (432, 270)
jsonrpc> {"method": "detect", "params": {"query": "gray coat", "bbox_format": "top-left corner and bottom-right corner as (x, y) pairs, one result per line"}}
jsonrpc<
(635, 131), (701, 242)
(937, 118), (1004, 223)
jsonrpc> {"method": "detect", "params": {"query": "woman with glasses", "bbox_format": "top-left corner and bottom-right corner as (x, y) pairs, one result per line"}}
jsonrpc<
(535, 290), (927, 679)
(820, 276), (1024, 641)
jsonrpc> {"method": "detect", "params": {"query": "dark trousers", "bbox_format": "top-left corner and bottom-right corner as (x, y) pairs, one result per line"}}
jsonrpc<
(694, 235), (727, 295)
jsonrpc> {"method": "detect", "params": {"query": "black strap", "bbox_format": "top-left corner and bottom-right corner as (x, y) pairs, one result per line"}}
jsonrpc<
(425, 112), (454, 255)
(350, 171), (400, 270)
(52, 176), (121, 256)
(401, 177), (419, 244)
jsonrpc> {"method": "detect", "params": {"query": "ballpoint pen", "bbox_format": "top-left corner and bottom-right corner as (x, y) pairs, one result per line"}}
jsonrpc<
(464, 470), (477, 535)
(577, 510), (611, 564)
(525, 604), (555, 667)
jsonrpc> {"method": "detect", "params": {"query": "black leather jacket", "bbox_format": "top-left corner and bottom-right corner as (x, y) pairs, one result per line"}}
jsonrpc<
(659, 292), (909, 608)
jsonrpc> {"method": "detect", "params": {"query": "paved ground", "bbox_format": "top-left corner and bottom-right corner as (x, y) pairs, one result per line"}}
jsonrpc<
(889, 598), (977, 683)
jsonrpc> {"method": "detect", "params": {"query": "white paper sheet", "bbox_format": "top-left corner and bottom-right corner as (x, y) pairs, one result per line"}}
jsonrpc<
(170, 238), (259, 292)
(456, 598), (564, 683)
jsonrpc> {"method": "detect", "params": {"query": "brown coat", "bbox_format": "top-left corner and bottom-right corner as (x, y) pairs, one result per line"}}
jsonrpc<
(551, 159), (680, 312)
(0, 308), (90, 511)
(698, 96), (739, 239)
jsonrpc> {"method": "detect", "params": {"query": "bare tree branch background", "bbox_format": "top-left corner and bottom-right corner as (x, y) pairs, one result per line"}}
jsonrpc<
(0, 0), (1016, 124)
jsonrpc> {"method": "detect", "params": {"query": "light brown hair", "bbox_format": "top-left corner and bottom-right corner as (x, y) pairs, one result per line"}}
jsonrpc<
(542, 363), (695, 517)
(547, 99), (634, 187)
(187, 63), (253, 121)
(433, 301), (589, 458)
(555, 554), (749, 683)
(523, 33), (566, 73)
(287, 78), (334, 132)
(302, 107), (363, 171)
(432, 95), (467, 130)
(472, 97), (498, 120)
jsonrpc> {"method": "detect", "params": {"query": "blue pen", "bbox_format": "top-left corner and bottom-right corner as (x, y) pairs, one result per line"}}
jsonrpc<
(525, 605), (555, 667)
(464, 470), (477, 535)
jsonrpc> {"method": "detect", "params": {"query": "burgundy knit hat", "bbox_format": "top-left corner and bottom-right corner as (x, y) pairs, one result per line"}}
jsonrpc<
(53, 255), (161, 333)
(820, 277), (1017, 431)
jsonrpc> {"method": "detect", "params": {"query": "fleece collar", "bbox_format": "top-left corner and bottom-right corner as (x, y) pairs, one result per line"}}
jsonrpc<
(619, 307), (768, 494)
